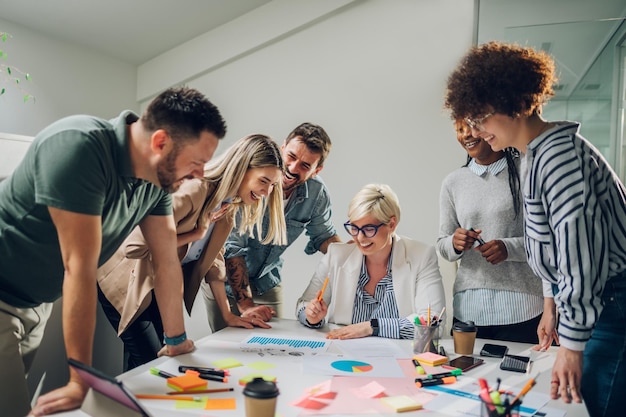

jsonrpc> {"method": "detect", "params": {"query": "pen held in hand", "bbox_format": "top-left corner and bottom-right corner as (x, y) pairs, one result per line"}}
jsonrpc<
(468, 227), (486, 246)
(317, 276), (329, 301)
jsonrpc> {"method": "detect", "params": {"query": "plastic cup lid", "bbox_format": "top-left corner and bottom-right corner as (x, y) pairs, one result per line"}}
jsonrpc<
(243, 377), (279, 399)
(452, 321), (477, 332)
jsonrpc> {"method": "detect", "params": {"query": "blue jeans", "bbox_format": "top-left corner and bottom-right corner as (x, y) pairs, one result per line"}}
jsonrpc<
(582, 276), (626, 417)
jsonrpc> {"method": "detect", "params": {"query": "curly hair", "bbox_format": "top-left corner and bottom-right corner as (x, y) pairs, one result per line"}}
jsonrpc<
(445, 41), (557, 120)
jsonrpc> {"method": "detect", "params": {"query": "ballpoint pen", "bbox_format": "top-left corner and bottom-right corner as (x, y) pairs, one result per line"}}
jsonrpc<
(468, 228), (486, 246)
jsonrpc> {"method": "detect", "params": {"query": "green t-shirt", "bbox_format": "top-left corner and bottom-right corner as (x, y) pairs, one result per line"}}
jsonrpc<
(0, 110), (172, 307)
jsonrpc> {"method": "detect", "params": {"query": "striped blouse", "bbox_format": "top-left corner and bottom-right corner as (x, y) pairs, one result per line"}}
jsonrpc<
(350, 249), (415, 339)
(523, 121), (626, 350)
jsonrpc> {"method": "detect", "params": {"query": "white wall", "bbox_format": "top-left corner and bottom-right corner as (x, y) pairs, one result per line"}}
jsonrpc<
(1, 0), (473, 399)
(136, 0), (473, 338)
(0, 16), (138, 396)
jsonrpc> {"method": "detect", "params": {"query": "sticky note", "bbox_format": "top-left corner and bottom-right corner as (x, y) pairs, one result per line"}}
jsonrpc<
(380, 395), (423, 412)
(212, 358), (243, 369)
(167, 370), (207, 392)
(413, 352), (448, 366)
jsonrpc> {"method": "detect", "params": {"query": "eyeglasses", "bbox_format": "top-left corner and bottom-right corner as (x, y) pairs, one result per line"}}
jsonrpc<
(343, 222), (385, 238)
(465, 113), (493, 131)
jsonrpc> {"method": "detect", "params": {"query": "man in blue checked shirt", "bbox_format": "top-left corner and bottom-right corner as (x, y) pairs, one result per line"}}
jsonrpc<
(202, 122), (341, 333)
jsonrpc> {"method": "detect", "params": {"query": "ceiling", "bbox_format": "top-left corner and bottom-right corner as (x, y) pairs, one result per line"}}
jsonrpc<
(0, 0), (271, 65)
(1, 0), (624, 98)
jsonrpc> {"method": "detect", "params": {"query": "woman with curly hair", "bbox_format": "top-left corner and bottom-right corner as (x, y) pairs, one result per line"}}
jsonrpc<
(445, 41), (626, 417)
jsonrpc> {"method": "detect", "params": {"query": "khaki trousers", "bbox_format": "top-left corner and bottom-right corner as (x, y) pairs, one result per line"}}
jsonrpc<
(0, 299), (53, 417)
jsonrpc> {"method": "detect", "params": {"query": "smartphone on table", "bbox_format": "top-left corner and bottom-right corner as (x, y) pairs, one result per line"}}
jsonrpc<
(445, 355), (485, 372)
(480, 343), (509, 358)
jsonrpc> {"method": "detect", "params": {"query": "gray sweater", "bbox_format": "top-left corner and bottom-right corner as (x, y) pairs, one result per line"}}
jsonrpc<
(437, 160), (542, 298)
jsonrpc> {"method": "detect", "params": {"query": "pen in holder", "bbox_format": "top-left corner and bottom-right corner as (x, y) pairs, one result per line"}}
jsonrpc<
(480, 393), (520, 417)
(413, 321), (441, 354)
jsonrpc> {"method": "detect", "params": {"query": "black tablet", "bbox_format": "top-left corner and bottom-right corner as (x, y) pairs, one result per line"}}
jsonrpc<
(68, 358), (151, 416)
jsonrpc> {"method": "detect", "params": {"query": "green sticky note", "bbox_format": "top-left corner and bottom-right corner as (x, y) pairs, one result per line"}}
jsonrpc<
(212, 358), (243, 369)
(247, 361), (276, 371)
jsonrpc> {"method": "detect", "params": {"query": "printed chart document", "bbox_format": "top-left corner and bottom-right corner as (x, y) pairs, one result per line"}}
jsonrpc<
(332, 336), (409, 358)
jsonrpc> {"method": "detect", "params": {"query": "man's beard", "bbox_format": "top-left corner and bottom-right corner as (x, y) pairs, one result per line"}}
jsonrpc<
(156, 146), (181, 193)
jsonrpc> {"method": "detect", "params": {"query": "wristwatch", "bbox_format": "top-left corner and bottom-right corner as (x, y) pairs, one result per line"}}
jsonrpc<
(370, 318), (379, 336)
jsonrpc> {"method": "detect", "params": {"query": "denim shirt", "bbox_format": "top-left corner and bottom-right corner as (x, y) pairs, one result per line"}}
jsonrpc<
(224, 176), (337, 295)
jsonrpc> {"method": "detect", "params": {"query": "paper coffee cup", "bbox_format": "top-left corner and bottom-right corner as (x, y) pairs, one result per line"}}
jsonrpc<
(243, 377), (279, 417)
(452, 321), (477, 354)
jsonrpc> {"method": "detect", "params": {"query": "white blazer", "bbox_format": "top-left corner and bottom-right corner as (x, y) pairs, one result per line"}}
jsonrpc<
(295, 235), (445, 325)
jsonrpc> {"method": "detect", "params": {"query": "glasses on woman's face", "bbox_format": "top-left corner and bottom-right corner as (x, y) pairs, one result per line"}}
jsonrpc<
(343, 221), (385, 238)
(465, 113), (493, 132)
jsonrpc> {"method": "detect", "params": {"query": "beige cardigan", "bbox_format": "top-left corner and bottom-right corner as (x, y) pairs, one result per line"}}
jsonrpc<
(97, 178), (234, 335)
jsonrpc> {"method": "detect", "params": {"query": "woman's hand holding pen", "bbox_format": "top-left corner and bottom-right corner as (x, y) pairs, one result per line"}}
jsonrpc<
(453, 228), (483, 253)
(475, 239), (508, 264)
(305, 298), (327, 325)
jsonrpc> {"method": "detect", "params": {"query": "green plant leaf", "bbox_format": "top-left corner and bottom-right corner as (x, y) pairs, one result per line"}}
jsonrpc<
(1, 33), (7, 42)
(15, 78), (20, 84)
(25, 73), (31, 81)
(1, 87), (5, 95)
(6, 66), (11, 75)
(23, 94), (33, 103)
(0, 50), (6, 59)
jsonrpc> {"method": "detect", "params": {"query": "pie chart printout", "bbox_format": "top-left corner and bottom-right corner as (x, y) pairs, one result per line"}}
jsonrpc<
(331, 360), (374, 373)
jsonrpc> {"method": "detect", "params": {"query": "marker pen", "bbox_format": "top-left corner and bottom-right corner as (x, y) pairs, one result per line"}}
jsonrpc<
(415, 376), (456, 388)
(425, 368), (462, 379)
(149, 367), (175, 379)
(197, 373), (228, 383)
(178, 365), (230, 376)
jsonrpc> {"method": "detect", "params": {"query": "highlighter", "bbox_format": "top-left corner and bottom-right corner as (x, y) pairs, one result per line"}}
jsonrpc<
(415, 376), (456, 388)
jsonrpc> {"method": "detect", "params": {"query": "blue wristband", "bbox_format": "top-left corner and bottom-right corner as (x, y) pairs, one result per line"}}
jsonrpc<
(163, 331), (187, 346)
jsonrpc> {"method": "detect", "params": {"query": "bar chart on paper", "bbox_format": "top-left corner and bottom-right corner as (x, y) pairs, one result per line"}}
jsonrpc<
(241, 334), (330, 352)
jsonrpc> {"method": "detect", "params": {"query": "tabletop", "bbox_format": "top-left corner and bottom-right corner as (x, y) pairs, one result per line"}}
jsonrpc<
(54, 318), (589, 417)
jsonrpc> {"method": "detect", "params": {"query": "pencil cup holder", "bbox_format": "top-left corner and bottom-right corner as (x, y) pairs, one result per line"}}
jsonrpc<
(480, 397), (520, 417)
(413, 323), (441, 354)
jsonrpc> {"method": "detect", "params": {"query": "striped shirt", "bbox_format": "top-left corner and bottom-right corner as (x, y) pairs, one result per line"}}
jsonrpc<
(350, 248), (414, 339)
(523, 121), (626, 350)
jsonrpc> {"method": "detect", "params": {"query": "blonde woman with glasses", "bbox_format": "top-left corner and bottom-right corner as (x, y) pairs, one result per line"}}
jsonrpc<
(295, 183), (445, 340)
(98, 134), (287, 370)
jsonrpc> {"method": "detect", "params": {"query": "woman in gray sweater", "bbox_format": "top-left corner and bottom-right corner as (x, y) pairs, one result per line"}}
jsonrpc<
(437, 120), (543, 343)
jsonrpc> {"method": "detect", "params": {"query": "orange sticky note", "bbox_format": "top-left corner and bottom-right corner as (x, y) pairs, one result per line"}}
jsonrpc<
(167, 370), (208, 392)
(204, 397), (237, 410)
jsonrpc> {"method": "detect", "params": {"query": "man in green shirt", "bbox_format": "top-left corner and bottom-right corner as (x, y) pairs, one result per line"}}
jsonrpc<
(0, 86), (226, 417)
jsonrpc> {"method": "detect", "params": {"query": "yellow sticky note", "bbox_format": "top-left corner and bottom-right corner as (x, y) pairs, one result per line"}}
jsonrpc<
(380, 395), (422, 412)
(247, 361), (276, 371)
(212, 358), (243, 369)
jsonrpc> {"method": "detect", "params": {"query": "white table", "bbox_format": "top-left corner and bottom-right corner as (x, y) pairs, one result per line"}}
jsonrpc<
(57, 318), (589, 416)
